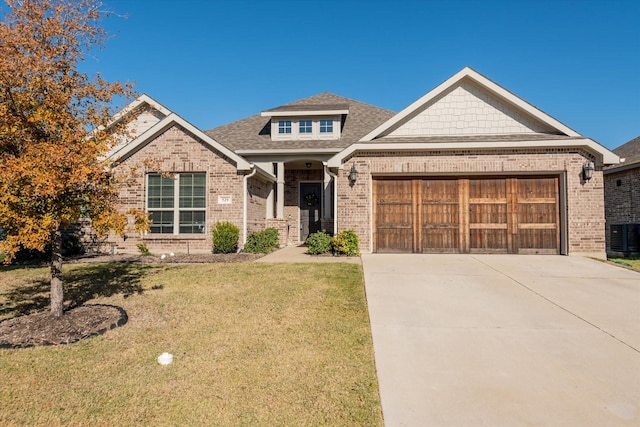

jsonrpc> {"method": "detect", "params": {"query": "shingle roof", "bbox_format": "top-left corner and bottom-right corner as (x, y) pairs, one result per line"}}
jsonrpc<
(613, 136), (640, 163)
(205, 93), (395, 151)
(604, 136), (640, 172)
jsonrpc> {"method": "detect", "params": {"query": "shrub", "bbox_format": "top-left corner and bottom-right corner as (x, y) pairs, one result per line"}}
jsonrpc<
(244, 227), (280, 254)
(212, 221), (239, 254)
(332, 230), (360, 256)
(136, 243), (151, 256)
(305, 231), (332, 255)
(11, 230), (84, 263)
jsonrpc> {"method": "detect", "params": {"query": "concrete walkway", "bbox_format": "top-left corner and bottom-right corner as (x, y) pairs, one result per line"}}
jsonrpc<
(362, 254), (640, 426)
(255, 244), (360, 264)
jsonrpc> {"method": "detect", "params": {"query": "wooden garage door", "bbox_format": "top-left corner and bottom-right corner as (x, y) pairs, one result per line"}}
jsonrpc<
(373, 177), (560, 254)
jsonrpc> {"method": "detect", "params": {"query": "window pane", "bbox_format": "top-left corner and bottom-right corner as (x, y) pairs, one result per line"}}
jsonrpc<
(147, 174), (174, 209)
(320, 119), (333, 133)
(149, 211), (174, 234)
(278, 120), (291, 134)
(299, 119), (312, 133)
(179, 173), (206, 208)
(179, 211), (206, 234)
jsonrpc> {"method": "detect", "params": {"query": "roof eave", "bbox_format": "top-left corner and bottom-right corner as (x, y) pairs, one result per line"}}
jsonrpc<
(260, 109), (349, 117)
(328, 138), (620, 168)
(236, 148), (342, 155)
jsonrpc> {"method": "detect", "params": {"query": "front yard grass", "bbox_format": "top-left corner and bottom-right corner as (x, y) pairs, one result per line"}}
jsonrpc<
(607, 256), (640, 273)
(0, 262), (382, 426)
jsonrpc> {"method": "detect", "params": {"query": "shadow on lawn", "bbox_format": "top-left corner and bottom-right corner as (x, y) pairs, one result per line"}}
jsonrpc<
(0, 263), (162, 317)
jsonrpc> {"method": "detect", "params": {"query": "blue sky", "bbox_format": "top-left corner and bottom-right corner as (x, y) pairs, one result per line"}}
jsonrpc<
(86, 1), (637, 149)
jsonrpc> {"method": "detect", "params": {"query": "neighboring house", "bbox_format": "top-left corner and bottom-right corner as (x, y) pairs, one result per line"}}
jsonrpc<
(604, 136), (640, 255)
(106, 67), (619, 258)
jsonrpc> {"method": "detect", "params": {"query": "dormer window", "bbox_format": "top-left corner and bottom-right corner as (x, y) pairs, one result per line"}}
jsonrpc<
(261, 104), (349, 141)
(320, 119), (333, 133)
(278, 120), (292, 134)
(299, 120), (312, 134)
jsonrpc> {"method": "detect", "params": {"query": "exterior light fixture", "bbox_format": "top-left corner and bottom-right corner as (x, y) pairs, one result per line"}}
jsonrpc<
(348, 165), (358, 184)
(583, 162), (594, 181)
(305, 162), (312, 169)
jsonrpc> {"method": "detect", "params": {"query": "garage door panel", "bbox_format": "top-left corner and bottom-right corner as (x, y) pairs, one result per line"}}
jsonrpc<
(422, 180), (458, 202)
(420, 180), (459, 252)
(377, 228), (413, 253)
(469, 204), (508, 224)
(422, 228), (459, 252)
(374, 180), (414, 252)
(518, 229), (558, 253)
(518, 203), (557, 224)
(470, 178), (507, 198)
(516, 177), (559, 253)
(470, 229), (509, 253)
(378, 203), (412, 226)
(518, 177), (556, 198)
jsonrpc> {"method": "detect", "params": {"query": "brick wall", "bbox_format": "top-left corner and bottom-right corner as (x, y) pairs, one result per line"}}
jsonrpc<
(337, 148), (606, 257)
(106, 124), (250, 254)
(603, 166), (640, 251)
(246, 175), (270, 237)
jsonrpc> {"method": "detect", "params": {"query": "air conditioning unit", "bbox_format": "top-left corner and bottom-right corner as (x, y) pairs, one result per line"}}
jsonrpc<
(610, 223), (640, 253)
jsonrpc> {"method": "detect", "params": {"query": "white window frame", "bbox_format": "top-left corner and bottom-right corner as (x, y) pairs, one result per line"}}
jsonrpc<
(271, 116), (340, 140)
(278, 120), (292, 134)
(319, 119), (333, 134)
(146, 173), (207, 235)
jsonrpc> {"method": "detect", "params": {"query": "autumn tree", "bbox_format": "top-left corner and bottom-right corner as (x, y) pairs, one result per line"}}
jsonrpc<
(0, 0), (135, 316)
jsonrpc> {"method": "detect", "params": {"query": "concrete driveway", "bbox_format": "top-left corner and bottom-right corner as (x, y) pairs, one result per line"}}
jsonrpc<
(362, 254), (640, 426)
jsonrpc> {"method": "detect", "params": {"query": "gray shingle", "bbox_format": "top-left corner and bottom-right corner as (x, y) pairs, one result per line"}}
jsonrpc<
(613, 136), (640, 163)
(205, 93), (395, 151)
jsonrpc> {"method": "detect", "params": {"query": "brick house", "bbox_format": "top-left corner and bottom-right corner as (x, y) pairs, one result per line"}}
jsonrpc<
(604, 136), (640, 255)
(106, 67), (618, 257)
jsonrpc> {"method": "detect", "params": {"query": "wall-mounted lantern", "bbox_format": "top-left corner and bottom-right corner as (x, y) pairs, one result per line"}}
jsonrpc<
(583, 162), (594, 181)
(348, 165), (358, 184)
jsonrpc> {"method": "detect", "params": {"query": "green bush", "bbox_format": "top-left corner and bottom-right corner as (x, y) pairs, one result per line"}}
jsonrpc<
(332, 230), (360, 256)
(305, 231), (332, 255)
(212, 221), (240, 254)
(244, 228), (280, 254)
(136, 243), (151, 256)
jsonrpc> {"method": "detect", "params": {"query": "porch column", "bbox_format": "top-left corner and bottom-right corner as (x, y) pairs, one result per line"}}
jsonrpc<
(323, 167), (332, 219)
(266, 185), (274, 219)
(276, 162), (285, 219)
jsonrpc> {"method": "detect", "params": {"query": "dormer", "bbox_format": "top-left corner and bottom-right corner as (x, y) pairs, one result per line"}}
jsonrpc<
(261, 104), (349, 141)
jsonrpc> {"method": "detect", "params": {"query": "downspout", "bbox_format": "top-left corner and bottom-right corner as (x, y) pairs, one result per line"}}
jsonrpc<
(242, 165), (258, 247)
(324, 162), (338, 236)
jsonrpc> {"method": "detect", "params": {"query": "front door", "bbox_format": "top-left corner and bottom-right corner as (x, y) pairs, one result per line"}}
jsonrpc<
(299, 182), (322, 241)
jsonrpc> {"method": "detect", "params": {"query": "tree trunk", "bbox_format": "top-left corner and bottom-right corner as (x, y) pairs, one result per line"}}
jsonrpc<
(50, 228), (64, 317)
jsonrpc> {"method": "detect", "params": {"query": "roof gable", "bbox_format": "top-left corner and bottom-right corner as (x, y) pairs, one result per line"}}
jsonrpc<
(362, 67), (580, 141)
(105, 94), (173, 153)
(107, 112), (253, 171)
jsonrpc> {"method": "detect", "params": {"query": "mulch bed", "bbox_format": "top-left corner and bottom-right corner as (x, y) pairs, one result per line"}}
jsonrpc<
(1, 252), (264, 349)
(0, 305), (127, 349)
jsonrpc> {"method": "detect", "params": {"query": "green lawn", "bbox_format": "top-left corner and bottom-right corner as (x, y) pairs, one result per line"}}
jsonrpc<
(607, 256), (640, 273)
(0, 262), (383, 426)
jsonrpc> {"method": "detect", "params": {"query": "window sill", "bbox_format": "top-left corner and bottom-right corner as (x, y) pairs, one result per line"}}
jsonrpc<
(143, 234), (207, 240)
